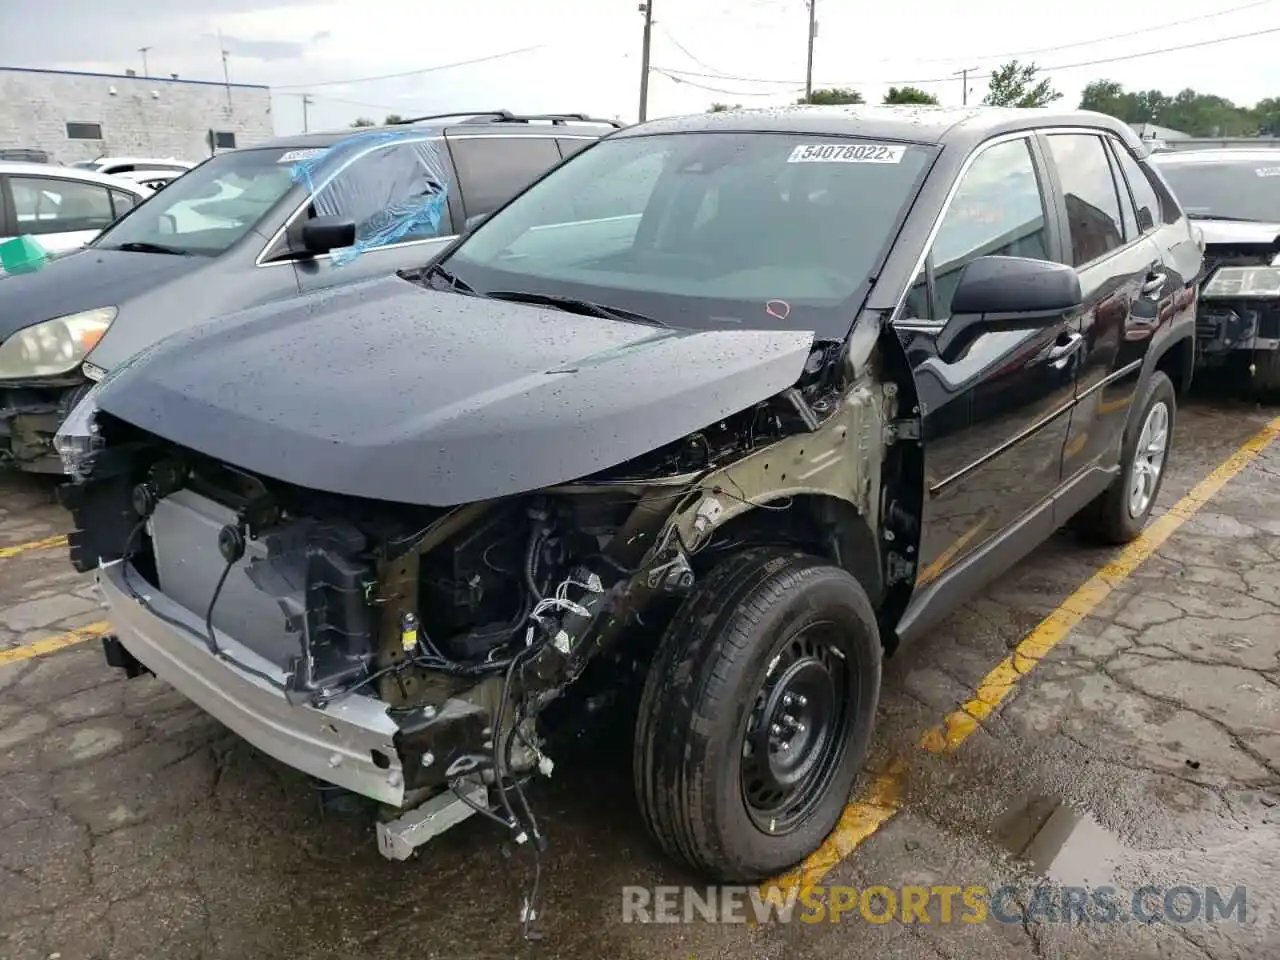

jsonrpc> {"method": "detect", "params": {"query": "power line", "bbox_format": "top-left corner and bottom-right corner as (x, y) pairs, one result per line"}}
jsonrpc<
(653, 22), (1280, 89)
(651, 67), (798, 97)
(906, 0), (1274, 65)
(656, 23), (726, 75)
(273, 45), (548, 90)
(663, 0), (1272, 79)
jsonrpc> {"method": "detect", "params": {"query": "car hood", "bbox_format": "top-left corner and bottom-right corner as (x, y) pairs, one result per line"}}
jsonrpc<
(93, 275), (817, 506)
(0, 246), (205, 341)
(1195, 219), (1280, 248)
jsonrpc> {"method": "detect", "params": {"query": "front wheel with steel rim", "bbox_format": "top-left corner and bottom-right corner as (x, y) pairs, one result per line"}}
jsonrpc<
(1072, 370), (1177, 545)
(633, 548), (882, 881)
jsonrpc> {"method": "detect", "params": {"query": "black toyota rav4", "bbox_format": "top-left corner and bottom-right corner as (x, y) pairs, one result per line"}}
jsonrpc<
(57, 106), (1199, 906)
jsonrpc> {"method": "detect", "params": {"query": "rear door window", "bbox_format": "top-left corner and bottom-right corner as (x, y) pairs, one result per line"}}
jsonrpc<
(110, 189), (139, 217)
(1108, 139), (1162, 233)
(449, 136), (562, 219)
(1044, 134), (1127, 266)
(9, 176), (115, 235)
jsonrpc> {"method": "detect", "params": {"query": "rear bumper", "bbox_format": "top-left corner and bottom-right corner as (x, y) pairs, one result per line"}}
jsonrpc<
(96, 558), (407, 806)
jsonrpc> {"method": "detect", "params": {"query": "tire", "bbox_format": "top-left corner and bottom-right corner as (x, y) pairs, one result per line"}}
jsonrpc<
(632, 547), (882, 882)
(1072, 369), (1176, 545)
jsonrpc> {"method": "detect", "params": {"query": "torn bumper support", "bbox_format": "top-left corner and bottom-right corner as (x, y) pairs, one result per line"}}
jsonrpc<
(96, 559), (500, 858)
(96, 558), (409, 804)
(1195, 303), (1280, 363)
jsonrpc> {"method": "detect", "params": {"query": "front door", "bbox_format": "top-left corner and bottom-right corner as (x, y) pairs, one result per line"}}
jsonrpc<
(894, 135), (1077, 587)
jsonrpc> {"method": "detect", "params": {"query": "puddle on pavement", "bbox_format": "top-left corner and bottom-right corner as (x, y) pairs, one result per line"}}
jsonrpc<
(995, 796), (1131, 887)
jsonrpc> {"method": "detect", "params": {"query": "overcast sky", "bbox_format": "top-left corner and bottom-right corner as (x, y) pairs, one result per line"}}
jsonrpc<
(3, 0), (1279, 135)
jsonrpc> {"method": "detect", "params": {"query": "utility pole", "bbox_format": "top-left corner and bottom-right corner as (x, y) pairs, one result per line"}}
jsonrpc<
(954, 66), (977, 105)
(217, 30), (233, 110)
(638, 1), (654, 123)
(302, 94), (312, 132)
(804, 0), (816, 103)
(138, 46), (151, 78)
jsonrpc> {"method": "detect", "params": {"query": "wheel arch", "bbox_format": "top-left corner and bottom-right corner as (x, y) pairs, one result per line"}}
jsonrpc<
(690, 492), (885, 609)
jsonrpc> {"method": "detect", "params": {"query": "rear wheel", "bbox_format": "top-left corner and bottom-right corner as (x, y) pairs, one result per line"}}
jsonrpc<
(1072, 370), (1175, 545)
(633, 548), (882, 881)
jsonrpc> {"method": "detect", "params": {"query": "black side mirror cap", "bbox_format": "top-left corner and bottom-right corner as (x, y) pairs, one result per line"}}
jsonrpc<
(940, 256), (1083, 361)
(300, 215), (357, 255)
(950, 255), (1083, 317)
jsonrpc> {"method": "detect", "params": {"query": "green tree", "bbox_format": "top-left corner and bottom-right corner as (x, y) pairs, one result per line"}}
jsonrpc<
(982, 60), (1062, 108)
(798, 87), (864, 105)
(883, 86), (938, 105)
(1078, 79), (1270, 136)
(384, 113), (406, 124)
(707, 102), (740, 112)
(350, 117), (375, 128)
(1256, 97), (1280, 136)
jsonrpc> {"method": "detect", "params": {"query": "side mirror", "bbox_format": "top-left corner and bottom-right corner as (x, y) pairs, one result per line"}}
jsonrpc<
(950, 255), (1082, 316)
(465, 212), (488, 231)
(158, 213), (177, 235)
(300, 215), (357, 255)
(940, 255), (1081, 359)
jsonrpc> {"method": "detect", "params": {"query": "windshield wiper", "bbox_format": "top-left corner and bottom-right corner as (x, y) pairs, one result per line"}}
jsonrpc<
(1186, 213), (1268, 223)
(424, 262), (476, 294)
(105, 240), (191, 255)
(484, 291), (668, 327)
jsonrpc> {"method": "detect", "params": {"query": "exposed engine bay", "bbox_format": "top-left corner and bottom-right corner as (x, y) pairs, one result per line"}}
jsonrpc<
(58, 332), (903, 931)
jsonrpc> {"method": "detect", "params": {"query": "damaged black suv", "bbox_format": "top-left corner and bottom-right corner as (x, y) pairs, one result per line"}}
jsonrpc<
(56, 106), (1199, 891)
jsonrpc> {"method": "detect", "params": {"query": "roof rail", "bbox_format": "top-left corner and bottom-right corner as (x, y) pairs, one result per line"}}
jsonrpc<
(395, 110), (623, 128)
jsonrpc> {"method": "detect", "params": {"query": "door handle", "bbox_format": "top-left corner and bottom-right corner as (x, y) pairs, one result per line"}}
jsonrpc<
(1048, 331), (1084, 369)
(1142, 272), (1167, 299)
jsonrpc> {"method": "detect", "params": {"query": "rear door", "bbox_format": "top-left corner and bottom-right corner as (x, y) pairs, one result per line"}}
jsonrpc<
(895, 134), (1078, 586)
(1038, 132), (1166, 484)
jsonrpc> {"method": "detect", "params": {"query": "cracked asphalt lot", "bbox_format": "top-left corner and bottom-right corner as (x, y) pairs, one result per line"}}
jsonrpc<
(2, 398), (1278, 960)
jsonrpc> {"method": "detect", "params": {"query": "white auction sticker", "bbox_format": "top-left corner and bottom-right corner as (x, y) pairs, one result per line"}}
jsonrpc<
(1255, 166), (1280, 178)
(787, 143), (905, 164)
(278, 148), (326, 164)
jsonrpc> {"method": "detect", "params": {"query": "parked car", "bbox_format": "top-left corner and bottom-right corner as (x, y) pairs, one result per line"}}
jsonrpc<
(111, 169), (186, 193)
(1149, 148), (1280, 395)
(70, 156), (195, 177)
(57, 107), (1198, 906)
(0, 161), (149, 255)
(0, 111), (619, 471)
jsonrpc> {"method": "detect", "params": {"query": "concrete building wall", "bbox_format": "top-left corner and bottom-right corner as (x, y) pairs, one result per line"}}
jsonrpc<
(0, 67), (274, 166)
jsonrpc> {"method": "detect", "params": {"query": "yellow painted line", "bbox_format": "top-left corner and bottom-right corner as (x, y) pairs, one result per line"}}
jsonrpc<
(0, 534), (68, 560)
(763, 413), (1280, 902)
(0, 621), (111, 666)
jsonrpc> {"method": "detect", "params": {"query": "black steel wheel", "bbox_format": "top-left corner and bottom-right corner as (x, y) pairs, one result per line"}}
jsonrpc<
(633, 548), (882, 881)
